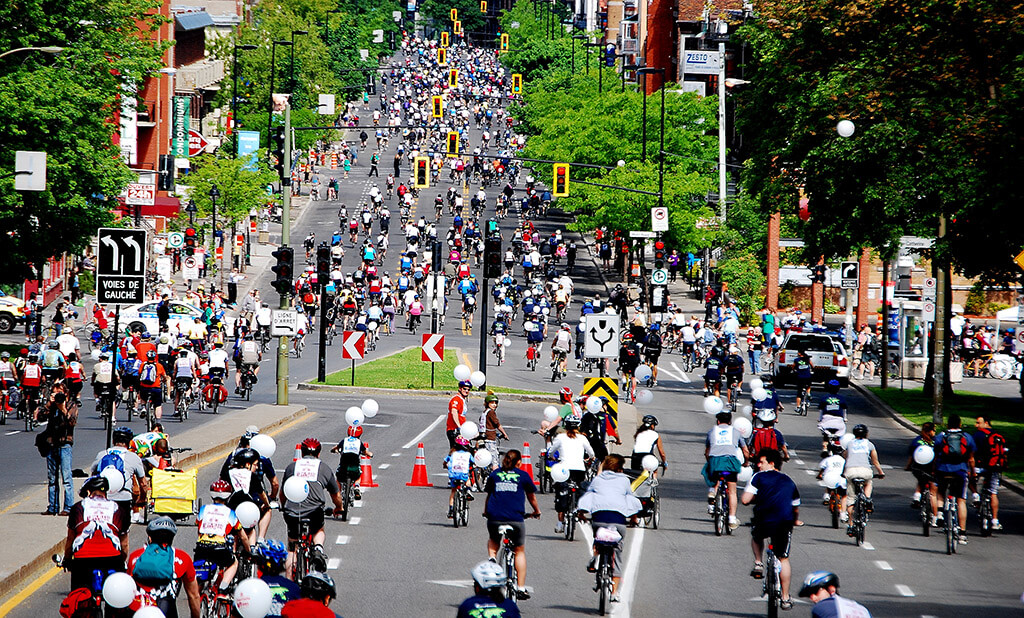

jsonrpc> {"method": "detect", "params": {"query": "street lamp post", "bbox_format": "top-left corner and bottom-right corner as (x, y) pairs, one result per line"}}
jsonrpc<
(266, 40), (294, 158)
(231, 42), (257, 158)
(209, 184), (220, 298)
(0, 46), (64, 59)
(289, 30), (308, 94)
(583, 42), (603, 92)
(186, 199), (197, 227)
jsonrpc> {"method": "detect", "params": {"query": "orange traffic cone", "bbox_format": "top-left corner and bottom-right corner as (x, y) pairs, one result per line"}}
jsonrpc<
(519, 442), (535, 482)
(406, 442), (433, 487)
(293, 444), (302, 462)
(360, 455), (379, 488)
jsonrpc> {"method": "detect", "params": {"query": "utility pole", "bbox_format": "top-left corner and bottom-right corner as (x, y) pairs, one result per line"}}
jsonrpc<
(276, 102), (292, 405)
(717, 39), (727, 220)
(932, 215), (946, 424)
(880, 258), (890, 390)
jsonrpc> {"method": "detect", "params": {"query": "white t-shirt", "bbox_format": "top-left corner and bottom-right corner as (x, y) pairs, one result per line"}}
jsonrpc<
(633, 429), (659, 455)
(208, 348), (229, 369)
(551, 433), (595, 471)
(844, 438), (875, 470)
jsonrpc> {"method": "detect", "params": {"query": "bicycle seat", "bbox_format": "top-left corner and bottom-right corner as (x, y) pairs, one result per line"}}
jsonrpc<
(497, 524), (513, 535)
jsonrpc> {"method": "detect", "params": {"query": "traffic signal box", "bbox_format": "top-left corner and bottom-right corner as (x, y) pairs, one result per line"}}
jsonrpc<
(316, 245), (330, 289)
(553, 163), (569, 197)
(271, 246), (294, 295)
(414, 156), (430, 188)
(484, 235), (502, 278)
(184, 228), (196, 256)
(811, 264), (826, 283)
(481, 1), (487, 13)
(271, 126), (286, 177)
(511, 73), (522, 94)
(500, 33), (509, 51)
(654, 240), (665, 269)
(441, 32), (449, 47)
(447, 131), (460, 156)
(437, 47), (447, 65)
(450, 8), (458, 20)
(454, 20), (462, 35)
(432, 95), (444, 118)
(449, 68), (459, 88)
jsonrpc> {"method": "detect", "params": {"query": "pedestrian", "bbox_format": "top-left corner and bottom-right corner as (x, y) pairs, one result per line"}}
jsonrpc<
(157, 294), (170, 330)
(369, 152), (380, 177)
(393, 152), (402, 177)
(70, 267), (81, 305)
(52, 301), (66, 336)
(343, 157), (351, 179)
(668, 249), (680, 282)
(25, 291), (38, 341)
(228, 268), (242, 305)
(41, 388), (77, 516)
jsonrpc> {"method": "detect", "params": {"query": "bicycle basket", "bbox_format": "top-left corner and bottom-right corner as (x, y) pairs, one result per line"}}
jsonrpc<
(594, 527), (622, 545)
(193, 559), (217, 583)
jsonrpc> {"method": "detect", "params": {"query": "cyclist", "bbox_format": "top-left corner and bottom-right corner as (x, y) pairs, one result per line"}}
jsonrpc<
(971, 414), (1006, 530)
(447, 380), (472, 450)
(65, 352), (84, 406)
(20, 351), (43, 419)
(752, 375), (784, 425)
(797, 571), (872, 617)
(550, 322), (573, 375)
(280, 438), (345, 576)
(792, 349), (814, 411)
(933, 414), (975, 539)
(842, 424), (885, 533)
(817, 442), (848, 522)
(483, 449), (541, 601)
(749, 410), (790, 462)
(704, 411), (748, 530)
(195, 479), (251, 593)
(138, 349), (166, 420)
(905, 422), (937, 523)
(577, 454), (643, 604)
(723, 345), (745, 406)
(171, 348), (196, 413)
(478, 392), (511, 470)
(642, 324), (663, 386)
(236, 333), (261, 394)
(631, 415), (667, 473)
(618, 333), (641, 397)
(90, 350), (119, 415)
(817, 380), (848, 456)
(445, 436), (475, 519)
(127, 516), (202, 618)
(282, 571), (340, 618)
(329, 425), (373, 500)
(62, 475), (128, 592)
(89, 426), (148, 528)
(741, 448), (800, 610)
(41, 339), (67, 384)
(703, 346), (723, 397)
(551, 417), (595, 534)
(255, 539), (301, 617)
(458, 561), (521, 617)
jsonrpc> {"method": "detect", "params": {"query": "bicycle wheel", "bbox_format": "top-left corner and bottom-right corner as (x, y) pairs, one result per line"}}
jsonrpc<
(459, 489), (470, 527)
(340, 480), (350, 522)
(921, 493), (931, 537)
(598, 554), (611, 616)
(979, 497), (992, 537)
(988, 359), (1012, 380)
(452, 490), (461, 529)
(766, 555), (780, 618)
(565, 510), (576, 541)
(503, 548), (518, 605)
(713, 486), (726, 536)
(945, 500), (955, 555)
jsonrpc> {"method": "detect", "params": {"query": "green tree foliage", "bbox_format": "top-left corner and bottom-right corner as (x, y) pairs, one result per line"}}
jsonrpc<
(420, 0), (488, 40)
(183, 153), (278, 229)
(716, 251), (766, 324)
(737, 0), (1024, 283)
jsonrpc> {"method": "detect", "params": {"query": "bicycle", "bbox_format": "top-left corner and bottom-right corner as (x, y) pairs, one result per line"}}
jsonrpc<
(238, 366), (256, 402)
(977, 472), (994, 537)
(338, 475), (355, 522)
(591, 524), (622, 615)
(51, 555), (115, 618)
(794, 393), (810, 416)
(847, 478), (870, 546)
(918, 473), (934, 537)
(763, 544), (783, 618)
(257, 328), (272, 354)
(493, 335), (506, 365)
(291, 518), (322, 585)
(495, 524), (520, 606)
(292, 334), (305, 358)
(526, 342), (539, 372)
(139, 390), (157, 432)
(637, 469), (661, 529)
(531, 433), (554, 494)
(551, 349), (568, 382)
(940, 480), (961, 555)
(195, 554), (232, 618)
(826, 485), (844, 530)
(560, 479), (580, 541)
(711, 472), (732, 537)
(452, 479), (471, 528)
(173, 380), (191, 422)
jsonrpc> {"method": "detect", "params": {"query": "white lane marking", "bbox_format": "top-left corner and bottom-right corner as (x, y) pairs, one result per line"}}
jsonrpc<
(349, 517), (361, 525)
(391, 453), (402, 457)
(327, 558), (341, 570)
(862, 542), (875, 551)
(378, 463), (390, 469)
(364, 423), (391, 428)
(353, 500), (363, 507)
(427, 580), (474, 588)
(794, 459), (805, 466)
(664, 362), (691, 384)
(611, 528), (645, 617)
(875, 560), (892, 571)
(5, 431), (19, 436)
(335, 535), (350, 545)
(896, 584), (915, 597)
(403, 414), (445, 448)
(805, 469), (817, 475)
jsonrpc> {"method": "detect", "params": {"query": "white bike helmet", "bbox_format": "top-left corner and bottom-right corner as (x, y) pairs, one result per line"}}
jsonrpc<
(471, 560), (507, 590)
(756, 409), (777, 423)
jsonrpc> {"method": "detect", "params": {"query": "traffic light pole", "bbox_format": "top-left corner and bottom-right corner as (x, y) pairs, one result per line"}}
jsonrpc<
(276, 102), (292, 405)
(317, 242), (329, 383)
(478, 277), (488, 383)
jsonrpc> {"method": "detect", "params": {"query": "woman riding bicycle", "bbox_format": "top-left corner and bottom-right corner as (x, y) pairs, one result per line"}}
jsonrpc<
(551, 417), (594, 535)
(631, 415), (667, 474)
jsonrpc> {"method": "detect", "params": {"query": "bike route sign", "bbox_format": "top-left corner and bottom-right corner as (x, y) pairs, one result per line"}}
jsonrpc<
(584, 314), (619, 359)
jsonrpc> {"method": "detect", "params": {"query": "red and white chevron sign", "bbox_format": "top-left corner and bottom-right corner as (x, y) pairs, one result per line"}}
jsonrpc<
(341, 330), (366, 360)
(421, 333), (444, 362)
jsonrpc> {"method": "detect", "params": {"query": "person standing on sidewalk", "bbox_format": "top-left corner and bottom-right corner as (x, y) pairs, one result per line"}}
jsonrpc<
(668, 249), (680, 282)
(42, 389), (77, 516)
(369, 152), (380, 177)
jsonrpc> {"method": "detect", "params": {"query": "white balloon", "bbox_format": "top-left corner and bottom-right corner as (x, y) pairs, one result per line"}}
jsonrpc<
(235, 501), (260, 528)
(361, 399), (379, 418)
(345, 407), (365, 427)
(503, 338), (511, 348)
(635, 389), (654, 405)
(641, 455), (660, 472)
(543, 406), (559, 422)
(100, 467), (125, 494)
(702, 396), (724, 415)
(735, 447), (745, 462)
(453, 364), (472, 381)
(840, 433), (855, 450)
(470, 370), (486, 388)
(586, 396), (603, 413)
(460, 421), (479, 440)
(283, 477), (310, 503)
(133, 607), (165, 618)
(741, 405), (753, 417)
(738, 466), (754, 484)
(749, 378), (764, 391)
(837, 119), (856, 138)
(913, 445), (935, 465)
(474, 448), (493, 468)
(234, 578), (273, 618)
(102, 572), (137, 609)
(635, 365), (653, 381)
(249, 434), (277, 459)
(90, 349), (101, 361)
(550, 462), (570, 483)
(733, 417), (753, 440)
(752, 387), (769, 402)
(368, 321), (379, 331)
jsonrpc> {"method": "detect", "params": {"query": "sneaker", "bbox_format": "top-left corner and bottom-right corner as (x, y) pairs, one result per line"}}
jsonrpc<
(822, 493), (831, 506)
(130, 512), (144, 524)
(707, 489), (716, 503)
(935, 514), (945, 525)
(930, 515), (938, 527)
(311, 545), (328, 571)
(611, 594), (621, 603)
(586, 555), (598, 573)
(728, 516), (740, 530)
(516, 587), (531, 600)
(839, 513), (849, 523)
(353, 488), (361, 500)
(750, 562), (764, 579)
(865, 498), (874, 513)
(958, 534), (969, 545)
(466, 493), (475, 501)
(846, 526), (855, 537)
(707, 504), (715, 515)
(971, 493), (981, 508)
(992, 520), (1003, 530)
(487, 557), (497, 564)
(554, 521), (565, 534)
(447, 506), (454, 519)
(780, 599), (794, 610)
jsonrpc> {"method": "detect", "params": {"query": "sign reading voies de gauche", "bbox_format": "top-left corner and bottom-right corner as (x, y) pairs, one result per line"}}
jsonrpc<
(96, 228), (148, 305)
(171, 96), (191, 158)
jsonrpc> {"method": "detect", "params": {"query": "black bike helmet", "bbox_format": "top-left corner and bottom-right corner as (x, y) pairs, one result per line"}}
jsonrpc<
(231, 447), (261, 467)
(562, 417), (581, 429)
(641, 415), (659, 428)
(301, 571), (337, 601)
(112, 426), (134, 444)
(79, 475), (109, 497)
(852, 424), (869, 439)
(798, 571), (839, 597)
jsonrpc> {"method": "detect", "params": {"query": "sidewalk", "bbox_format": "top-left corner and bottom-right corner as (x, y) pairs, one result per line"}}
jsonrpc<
(0, 403), (310, 603)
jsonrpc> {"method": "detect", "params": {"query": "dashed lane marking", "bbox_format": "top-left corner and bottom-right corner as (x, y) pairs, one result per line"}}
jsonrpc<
(349, 517), (361, 525)
(335, 535), (350, 545)
(861, 542), (875, 551)
(378, 463), (390, 469)
(896, 585), (915, 597)
(327, 558), (341, 570)
(875, 560), (892, 570)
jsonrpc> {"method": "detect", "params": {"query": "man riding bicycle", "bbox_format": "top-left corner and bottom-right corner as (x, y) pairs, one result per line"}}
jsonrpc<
(704, 411), (749, 530)
(235, 334), (261, 395)
(933, 414), (976, 541)
(550, 323), (573, 375)
(280, 438), (345, 577)
(458, 561), (521, 617)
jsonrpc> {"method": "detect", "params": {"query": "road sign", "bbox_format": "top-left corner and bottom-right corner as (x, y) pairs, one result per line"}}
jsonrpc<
(922, 300), (936, 322)
(1014, 249), (1024, 272)
(1017, 331), (1024, 344)
(840, 261), (859, 289)
(96, 228), (147, 305)
(421, 333), (444, 362)
(124, 183), (155, 206)
(583, 314), (620, 359)
(342, 331), (366, 360)
(628, 231), (657, 239)
(188, 130), (209, 157)
(651, 269), (668, 285)
(167, 232), (184, 249)
(651, 207), (668, 232)
(582, 377), (619, 432)
(681, 49), (721, 75)
(182, 256), (199, 281)
(271, 310), (298, 336)
(923, 277), (937, 301)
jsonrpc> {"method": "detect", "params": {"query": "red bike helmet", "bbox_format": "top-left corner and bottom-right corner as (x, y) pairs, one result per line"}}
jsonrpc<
(301, 437), (322, 455)
(210, 479), (233, 499)
(559, 386), (573, 401)
(348, 425), (364, 438)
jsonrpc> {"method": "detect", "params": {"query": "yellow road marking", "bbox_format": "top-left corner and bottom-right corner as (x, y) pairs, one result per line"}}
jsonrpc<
(0, 567), (61, 616)
(462, 352), (473, 371)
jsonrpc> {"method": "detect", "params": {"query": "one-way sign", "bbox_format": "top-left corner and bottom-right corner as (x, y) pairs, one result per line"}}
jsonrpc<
(96, 228), (148, 305)
(584, 314), (620, 359)
(840, 261), (859, 289)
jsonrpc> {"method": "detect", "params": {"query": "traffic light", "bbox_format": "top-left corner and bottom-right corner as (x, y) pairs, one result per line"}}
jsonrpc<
(158, 155), (175, 191)
(441, 31), (449, 47)
(511, 73), (522, 94)
(184, 227), (196, 256)
(447, 131), (460, 156)
(481, 0), (487, 12)
(450, 8), (458, 20)
(432, 95), (443, 118)
(271, 246), (294, 295)
(414, 156), (429, 188)
(484, 235), (502, 278)
(653, 240), (665, 269)
(810, 264), (826, 283)
(316, 244), (330, 291)
(437, 47), (447, 65)
(271, 126), (286, 177)
(449, 68), (459, 88)
(454, 20), (461, 35)
(553, 163), (569, 197)
(500, 33), (509, 51)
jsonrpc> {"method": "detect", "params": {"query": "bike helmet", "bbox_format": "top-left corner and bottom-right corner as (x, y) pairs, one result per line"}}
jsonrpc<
(458, 380), (472, 389)
(99, 351), (110, 360)
(348, 425), (364, 438)
(301, 571), (337, 600)
(484, 392), (499, 404)
(48, 340), (59, 349)
(301, 437), (322, 455)
(562, 417), (581, 429)
(798, 571), (839, 597)
(255, 539), (289, 572)
(471, 560), (507, 590)
(232, 447), (261, 467)
(141, 332), (152, 339)
(641, 415), (658, 427)
(559, 386), (573, 401)
(756, 409), (777, 423)
(79, 475), (109, 497)
(28, 353), (38, 361)
(852, 424), (869, 439)
(650, 324), (660, 332)
(210, 479), (233, 499)
(146, 350), (157, 360)
(826, 379), (841, 393)
(146, 516), (178, 542)
(112, 426), (134, 444)
(0, 352), (9, 360)
(455, 436), (470, 448)
(243, 426), (260, 440)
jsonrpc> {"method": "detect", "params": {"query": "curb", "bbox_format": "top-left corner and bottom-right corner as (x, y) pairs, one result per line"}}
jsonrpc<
(850, 380), (1024, 499)
(296, 382), (559, 403)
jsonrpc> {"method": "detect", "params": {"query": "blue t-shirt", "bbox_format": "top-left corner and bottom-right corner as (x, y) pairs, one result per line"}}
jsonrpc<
(456, 595), (522, 618)
(704, 357), (722, 379)
(794, 358), (813, 378)
(933, 430), (975, 474)
(745, 470), (800, 525)
(811, 595), (872, 618)
(753, 389), (780, 411)
(817, 395), (848, 419)
(262, 574), (300, 617)
(485, 468), (536, 522)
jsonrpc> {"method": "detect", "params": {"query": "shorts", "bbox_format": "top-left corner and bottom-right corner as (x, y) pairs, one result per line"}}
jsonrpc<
(843, 467), (873, 481)
(486, 520), (526, 547)
(449, 476), (470, 489)
(141, 386), (162, 406)
(174, 377), (193, 390)
(751, 521), (794, 558)
(795, 377), (812, 391)
(725, 373), (742, 387)
(336, 464), (361, 483)
(644, 353), (661, 366)
(937, 471), (969, 501)
(817, 416), (847, 436)
(121, 375), (139, 391)
(194, 542), (234, 568)
(283, 510), (326, 546)
(976, 469), (1001, 494)
(591, 522), (627, 577)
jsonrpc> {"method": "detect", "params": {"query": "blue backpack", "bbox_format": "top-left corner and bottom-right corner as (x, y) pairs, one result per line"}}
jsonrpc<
(99, 449), (126, 487)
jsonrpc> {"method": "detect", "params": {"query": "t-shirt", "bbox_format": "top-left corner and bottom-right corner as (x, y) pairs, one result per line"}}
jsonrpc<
(819, 455), (847, 489)
(197, 503), (241, 544)
(744, 470), (800, 525)
(818, 395), (847, 419)
(706, 425), (743, 458)
(446, 450), (473, 481)
(90, 446), (146, 503)
(127, 545), (196, 599)
(811, 595), (872, 618)
(551, 433), (594, 471)
(447, 394), (467, 431)
(633, 429), (659, 455)
(282, 598), (341, 618)
(68, 498), (128, 559)
(934, 430), (975, 474)
(264, 575), (301, 618)
(457, 595), (522, 618)
(844, 438), (875, 470)
(484, 468), (536, 522)
(282, 457), (339, 517)
(208, 348), (229, 369)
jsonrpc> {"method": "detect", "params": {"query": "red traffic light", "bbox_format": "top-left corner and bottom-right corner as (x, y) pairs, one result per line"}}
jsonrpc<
(654, 241), (664, 250)
(185, 228), (195, 237)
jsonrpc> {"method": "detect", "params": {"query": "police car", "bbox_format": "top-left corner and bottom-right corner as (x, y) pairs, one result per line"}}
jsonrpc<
(119, 300), (204, 335)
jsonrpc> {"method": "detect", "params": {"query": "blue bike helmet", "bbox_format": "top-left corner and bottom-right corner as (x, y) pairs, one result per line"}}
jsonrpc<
(255, 539), (289, 571)
(799, 571), (839, 597)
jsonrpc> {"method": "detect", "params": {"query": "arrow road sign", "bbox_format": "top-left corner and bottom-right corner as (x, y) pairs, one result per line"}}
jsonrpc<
(651, 269), (668, 285)
(96, 227), (147, 305)
(840, 261), (859, 289)
(421, 333), (445, 362)
(584, 314), (620, 359)
(341, 331), (366, 360)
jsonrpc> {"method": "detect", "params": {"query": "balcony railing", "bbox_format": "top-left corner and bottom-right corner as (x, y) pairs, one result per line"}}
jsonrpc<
(176, 58), (225, 92)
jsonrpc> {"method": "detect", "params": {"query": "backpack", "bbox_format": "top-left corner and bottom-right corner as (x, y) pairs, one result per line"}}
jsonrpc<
(750, 428), (780, 454)
(140, 362), (158, 384)
(986, 431), (1009, 470)
(940, 431), (968, 464)
(123, 359), (140, 377)
(99, 449), (126, 482)
(132, 542), (176, 583)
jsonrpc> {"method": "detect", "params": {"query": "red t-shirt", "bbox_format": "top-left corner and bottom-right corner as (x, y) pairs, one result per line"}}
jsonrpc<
(446, 395), (466, 431)
(127, 546), (196, 605)
(282, 598), (338, 618)
(67, 498), (128, 559)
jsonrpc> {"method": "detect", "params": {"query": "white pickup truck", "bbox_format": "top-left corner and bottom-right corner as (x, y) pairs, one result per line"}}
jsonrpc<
(772, 332), (846, 387)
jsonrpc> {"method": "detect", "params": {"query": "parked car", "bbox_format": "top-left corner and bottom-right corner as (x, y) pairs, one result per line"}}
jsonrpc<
(772, 332), (845, 386)
(0, 294), (26, 334)
(831, 339), (851, 387)
(118, 300), (203, 336)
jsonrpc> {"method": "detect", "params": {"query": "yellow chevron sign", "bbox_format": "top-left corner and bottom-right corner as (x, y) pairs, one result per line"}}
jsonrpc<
(583, 377), (618, 430)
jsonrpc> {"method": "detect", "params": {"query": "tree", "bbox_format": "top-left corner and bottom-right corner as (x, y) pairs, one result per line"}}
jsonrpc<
(420, 0), (488, 40)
